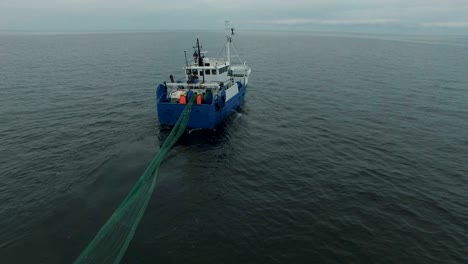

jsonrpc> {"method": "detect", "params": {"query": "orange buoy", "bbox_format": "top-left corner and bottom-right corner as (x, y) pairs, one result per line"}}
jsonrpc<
(179, 95), (187, 104)
(196, 94), (202, 104)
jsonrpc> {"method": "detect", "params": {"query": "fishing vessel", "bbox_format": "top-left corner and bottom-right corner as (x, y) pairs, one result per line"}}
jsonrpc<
(156, 22), (251, 129)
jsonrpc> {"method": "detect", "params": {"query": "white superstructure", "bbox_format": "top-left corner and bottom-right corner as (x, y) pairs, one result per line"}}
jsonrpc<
(164, 21), (251, 102)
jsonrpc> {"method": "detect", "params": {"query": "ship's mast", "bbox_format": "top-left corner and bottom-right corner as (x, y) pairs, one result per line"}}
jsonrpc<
(196, 38), (203, 67)
(225, 20), (232, 65)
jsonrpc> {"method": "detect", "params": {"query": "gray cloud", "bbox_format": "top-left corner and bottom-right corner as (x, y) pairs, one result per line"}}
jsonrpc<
(1, 0), (467, 33)
(266, 19), (398, 26)
(422, 22), (468, 28)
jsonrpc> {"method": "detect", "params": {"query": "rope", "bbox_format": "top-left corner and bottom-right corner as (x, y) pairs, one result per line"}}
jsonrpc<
(231, 40), (244, 64)
(74, 96), (196, 264)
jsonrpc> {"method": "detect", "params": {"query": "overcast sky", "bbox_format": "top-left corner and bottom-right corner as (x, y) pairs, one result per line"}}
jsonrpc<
(1, 0), (467, 34)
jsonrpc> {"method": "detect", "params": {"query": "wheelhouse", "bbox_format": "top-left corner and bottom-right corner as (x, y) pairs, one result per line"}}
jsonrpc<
(184, 58), (231, 84)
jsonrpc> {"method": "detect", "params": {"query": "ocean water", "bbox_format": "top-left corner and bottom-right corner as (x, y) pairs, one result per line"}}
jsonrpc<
(1, 31), (467, 263)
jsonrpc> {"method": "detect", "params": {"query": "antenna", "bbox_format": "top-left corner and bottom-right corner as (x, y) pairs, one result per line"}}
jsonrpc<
(184, 50), (188, 67)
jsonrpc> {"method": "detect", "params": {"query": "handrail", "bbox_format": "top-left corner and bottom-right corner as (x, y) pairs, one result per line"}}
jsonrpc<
(165, 82), (220, 88)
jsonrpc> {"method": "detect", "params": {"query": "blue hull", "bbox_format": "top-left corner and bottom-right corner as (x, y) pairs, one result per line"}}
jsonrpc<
(156, 84), (247, 129)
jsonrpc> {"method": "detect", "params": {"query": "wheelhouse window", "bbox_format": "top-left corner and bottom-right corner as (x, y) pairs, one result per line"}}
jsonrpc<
(212, 69), (217, 75)
(199, 70), (204, 76)
(192, 69), (197, 75)
(205, 69), (211, 75)
(186, 69), (191, 75)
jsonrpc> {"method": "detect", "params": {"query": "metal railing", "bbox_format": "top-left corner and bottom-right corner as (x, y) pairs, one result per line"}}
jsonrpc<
(164, 82), (221, 89)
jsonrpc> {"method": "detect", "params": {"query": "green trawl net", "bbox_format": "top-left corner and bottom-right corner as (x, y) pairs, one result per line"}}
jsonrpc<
(74, 97), (195, 264)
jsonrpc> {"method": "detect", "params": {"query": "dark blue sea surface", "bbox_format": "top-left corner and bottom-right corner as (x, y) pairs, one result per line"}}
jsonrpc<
(1, 31), (467, 263)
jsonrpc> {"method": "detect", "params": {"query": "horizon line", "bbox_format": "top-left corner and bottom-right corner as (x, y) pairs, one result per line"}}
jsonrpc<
(1, 28), (467, 37)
